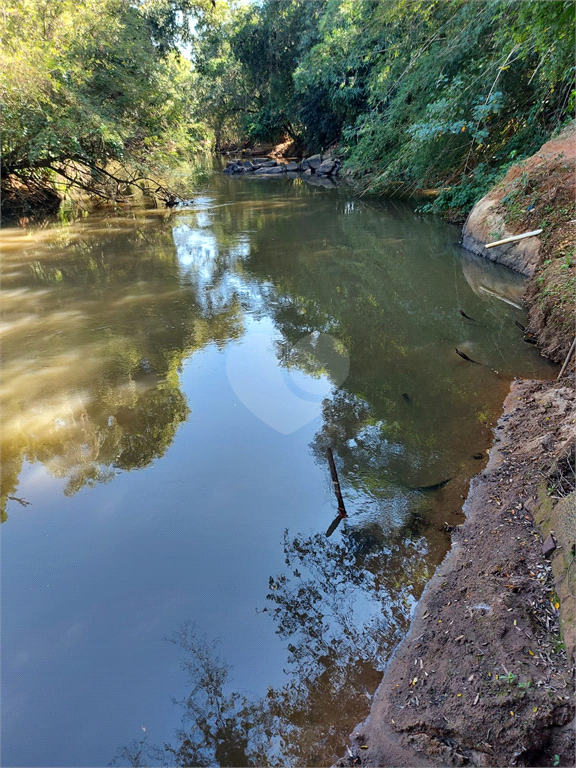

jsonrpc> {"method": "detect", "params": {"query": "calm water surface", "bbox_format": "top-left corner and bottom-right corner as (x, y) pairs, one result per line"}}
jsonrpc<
(1, 166), (554, 767)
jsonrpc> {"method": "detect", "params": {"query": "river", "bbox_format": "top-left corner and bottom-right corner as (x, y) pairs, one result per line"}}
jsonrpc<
(0, 161), (555, 767)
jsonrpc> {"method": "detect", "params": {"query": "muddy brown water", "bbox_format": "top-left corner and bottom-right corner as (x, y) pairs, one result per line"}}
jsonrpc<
(0, 163), (555, 767)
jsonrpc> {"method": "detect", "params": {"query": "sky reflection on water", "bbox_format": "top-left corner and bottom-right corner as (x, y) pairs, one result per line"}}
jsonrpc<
(0, 173), (555, 767)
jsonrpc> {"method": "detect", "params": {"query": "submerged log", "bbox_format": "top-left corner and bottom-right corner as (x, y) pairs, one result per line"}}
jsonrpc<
(455, 348), (480, 364)
(414, 478), (452, 492)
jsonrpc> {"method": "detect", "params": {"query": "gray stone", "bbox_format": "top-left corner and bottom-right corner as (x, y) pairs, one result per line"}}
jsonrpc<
(542, 533), (557, 558)
(523, 497), (537, 514)
(316, 159), (337, 176)
(306, 155), (323, 170)
(285, 162), (299, 172)
(305, 175), (336, 188)
(254, 166), (284, 175)
(243, 160), (253, 169)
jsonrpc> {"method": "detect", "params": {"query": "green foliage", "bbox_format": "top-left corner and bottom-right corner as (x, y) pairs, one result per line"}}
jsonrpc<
(188, 0), (574, 208)
(3, 0), (574, 209)
(0, 0), (214, 207)
(420, 162), (509, 219)
(188, 0), (326, 148)
(291, 0), (374, 150)
(341, 0), (574, 195)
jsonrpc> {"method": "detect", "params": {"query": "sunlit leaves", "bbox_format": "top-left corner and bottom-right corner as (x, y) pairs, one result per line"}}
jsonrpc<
(0, 0), (206, 199)
(188, 0), (574, 200)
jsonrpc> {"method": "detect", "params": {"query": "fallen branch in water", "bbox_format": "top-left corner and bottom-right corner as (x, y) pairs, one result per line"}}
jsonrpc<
(8, 495), (32, 507)
(327, 448), (347, 517)
(455, 348), (480, 364)
(414, 478), (452, 492)
(326, 448), (347, 536)
(455, 348), (500, 375)
(325, 514), (344, 537)
(514, 320), (538, 344)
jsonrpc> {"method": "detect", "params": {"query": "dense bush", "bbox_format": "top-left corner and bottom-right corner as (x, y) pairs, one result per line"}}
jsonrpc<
(2, 0), (574, 212)
(0, 0), (214, 207)
(190, 0), (575, 209)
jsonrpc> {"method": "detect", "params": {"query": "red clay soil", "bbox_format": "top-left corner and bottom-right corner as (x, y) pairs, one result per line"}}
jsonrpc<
(462, 122), (575, 364)
(337, 379), (575, 768)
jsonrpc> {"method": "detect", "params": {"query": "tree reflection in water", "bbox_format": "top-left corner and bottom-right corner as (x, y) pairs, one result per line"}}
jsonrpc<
(1, 211), (243, 520)
(110, 738), (168, 768)
(113, 522), (433, 767)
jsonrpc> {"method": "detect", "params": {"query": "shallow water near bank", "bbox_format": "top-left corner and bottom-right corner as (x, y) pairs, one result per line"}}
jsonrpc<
(0, 164), (555, 767)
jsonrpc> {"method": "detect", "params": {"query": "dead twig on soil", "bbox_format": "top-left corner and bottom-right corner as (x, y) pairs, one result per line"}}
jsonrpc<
(557, 338), (575, 380)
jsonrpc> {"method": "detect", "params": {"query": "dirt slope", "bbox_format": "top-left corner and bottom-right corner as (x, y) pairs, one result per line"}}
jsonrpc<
(461, 123), (575, 276)
(462, 123), (575, 363)
(337, 379), (575, 768)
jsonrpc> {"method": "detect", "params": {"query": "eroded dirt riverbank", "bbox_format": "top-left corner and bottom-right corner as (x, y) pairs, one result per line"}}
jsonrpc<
(338, 377), (575, 768)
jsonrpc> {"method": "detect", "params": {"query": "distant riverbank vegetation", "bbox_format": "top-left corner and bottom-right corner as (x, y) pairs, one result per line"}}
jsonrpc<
(1, 0), (574, 217)
(0, 0), (216, 215)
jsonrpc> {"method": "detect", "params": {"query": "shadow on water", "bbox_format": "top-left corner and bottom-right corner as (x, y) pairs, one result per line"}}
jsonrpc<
(111, 520), (435, 768)
(1, 169), (556, 766)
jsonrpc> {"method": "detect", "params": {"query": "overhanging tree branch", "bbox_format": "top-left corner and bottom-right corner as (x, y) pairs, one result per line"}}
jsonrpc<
(4, 154), (179, 206)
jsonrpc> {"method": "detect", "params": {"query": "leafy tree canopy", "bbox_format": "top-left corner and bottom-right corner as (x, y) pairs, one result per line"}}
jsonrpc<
(0, 0), (214, 209)
(2, 0), (574, 214)
(189, 0), (574, 213)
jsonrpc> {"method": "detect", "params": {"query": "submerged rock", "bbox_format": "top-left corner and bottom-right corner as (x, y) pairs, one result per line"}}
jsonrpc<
(542, 532), (557, 558)
(254, 165), (286, 175)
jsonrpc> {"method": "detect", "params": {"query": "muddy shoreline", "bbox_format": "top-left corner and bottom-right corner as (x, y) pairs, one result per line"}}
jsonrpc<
(337, 377), (575, 768)
(334, 125), (575, 768)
